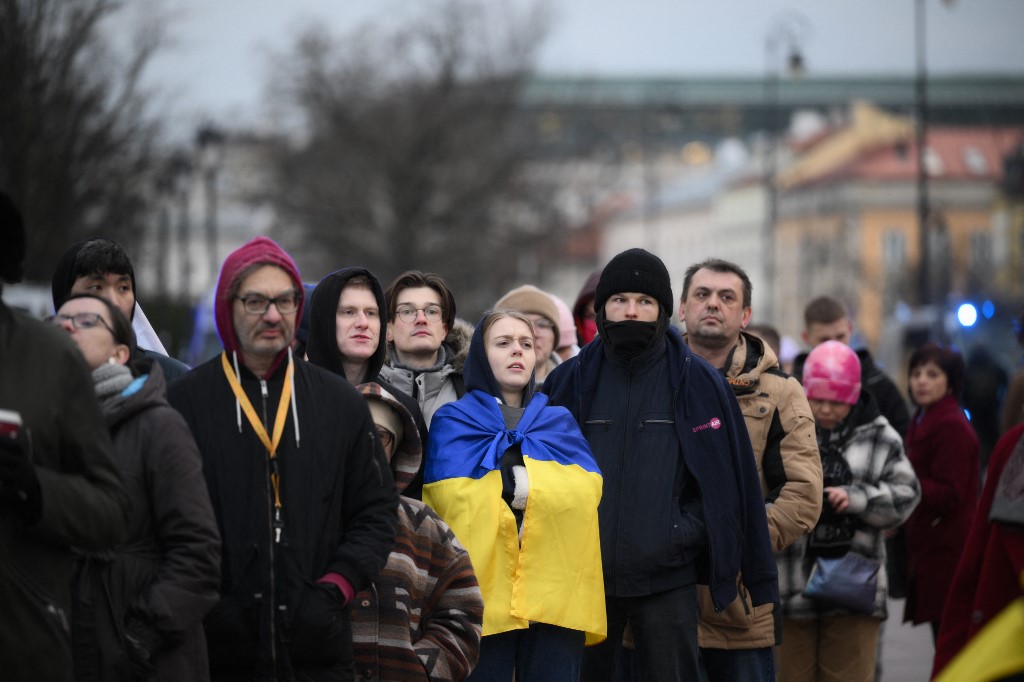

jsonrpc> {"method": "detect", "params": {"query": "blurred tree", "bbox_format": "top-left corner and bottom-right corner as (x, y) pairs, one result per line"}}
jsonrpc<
(266, 0), (560, 314)
(0, 0), (162, 281)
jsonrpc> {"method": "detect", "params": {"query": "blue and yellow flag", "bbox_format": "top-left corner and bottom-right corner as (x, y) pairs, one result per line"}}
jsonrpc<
(424, 391), (606, 644)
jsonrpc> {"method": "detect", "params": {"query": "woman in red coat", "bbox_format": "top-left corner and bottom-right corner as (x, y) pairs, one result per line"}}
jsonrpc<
(902, 343), (980, 640)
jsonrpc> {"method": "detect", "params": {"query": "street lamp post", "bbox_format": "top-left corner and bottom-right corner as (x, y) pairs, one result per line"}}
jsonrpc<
(915, 0), (931, 308)
(169, 152), (192, 301)
(763, 11), (809, 325)
(196, 125), (226, 289)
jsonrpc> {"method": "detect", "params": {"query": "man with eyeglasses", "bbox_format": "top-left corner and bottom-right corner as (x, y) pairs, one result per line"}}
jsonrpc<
(166, 236), (398, 680)
(379, 270), (473, 427)
(0, 191), (129, 680)
(494, 284), (564, 387)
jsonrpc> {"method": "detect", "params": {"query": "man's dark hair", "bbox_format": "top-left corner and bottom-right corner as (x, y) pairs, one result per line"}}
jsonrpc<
(681, 258), (752, 309)
(384, 270), (456, 330)
(803, 296), (848, 328)
(51, 237), (137, 310)
(908, 342), (966, 400)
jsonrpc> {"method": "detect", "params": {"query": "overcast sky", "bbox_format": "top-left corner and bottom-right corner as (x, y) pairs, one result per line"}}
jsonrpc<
(119, 0), (1024, 139)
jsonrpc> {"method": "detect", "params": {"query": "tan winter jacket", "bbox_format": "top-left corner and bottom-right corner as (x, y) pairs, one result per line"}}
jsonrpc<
(695, 332), (822, 649)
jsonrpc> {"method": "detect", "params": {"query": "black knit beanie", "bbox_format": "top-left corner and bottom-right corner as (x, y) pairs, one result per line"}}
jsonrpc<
(594, 248), (673, 315)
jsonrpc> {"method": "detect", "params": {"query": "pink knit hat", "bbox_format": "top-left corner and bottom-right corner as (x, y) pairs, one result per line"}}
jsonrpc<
(802, 340), (862, 405)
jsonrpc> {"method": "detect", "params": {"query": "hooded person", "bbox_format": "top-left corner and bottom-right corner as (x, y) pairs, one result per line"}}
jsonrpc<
(551, 292), (580, 361)
(572, 269), (601, 347)
(423, 309), (605, 680)
(166, 236), (398, 681)
(306, 266), (430, 498)
(351, 382), (483, 681)
(494, 284), (563, 386)
(542, 248), (778, 681)
(51, 237), (191, 381)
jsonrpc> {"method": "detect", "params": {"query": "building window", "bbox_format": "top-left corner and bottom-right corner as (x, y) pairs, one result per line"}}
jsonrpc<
(883, 230), (905, 269)
(963, 146), (989, 176)
(970, 231), (991, 270)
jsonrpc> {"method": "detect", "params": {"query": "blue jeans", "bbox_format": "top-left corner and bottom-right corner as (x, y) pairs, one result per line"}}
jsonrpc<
(468, 622), (585, 682)
(699, 646), (775, 682)
(584, 583), (699, 682)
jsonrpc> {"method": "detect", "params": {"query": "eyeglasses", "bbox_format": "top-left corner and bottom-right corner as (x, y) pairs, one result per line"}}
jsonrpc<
(530, 318), (555, 332)
(236, 292), (300, 315)
(395, 305), (443, 324)
(376, 428), (395, 449)
(47, 312), (115, 335)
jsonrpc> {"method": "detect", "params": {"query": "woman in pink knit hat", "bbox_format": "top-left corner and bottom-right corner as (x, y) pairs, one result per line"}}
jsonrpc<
(777, 341), (921, 682)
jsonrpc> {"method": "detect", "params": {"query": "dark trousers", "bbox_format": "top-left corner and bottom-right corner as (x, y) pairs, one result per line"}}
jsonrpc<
(583, 583), (698, 682)
(468, 622), (585, 682)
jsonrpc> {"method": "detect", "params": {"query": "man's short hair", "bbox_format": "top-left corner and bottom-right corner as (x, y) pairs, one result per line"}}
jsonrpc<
(681, 258), (752, 309)
(803, 296), (848, 328)
(384, 270), (456, 329)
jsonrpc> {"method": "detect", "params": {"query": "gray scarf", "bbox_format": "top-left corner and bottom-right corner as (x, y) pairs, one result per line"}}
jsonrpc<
(92, 362), (134, 416)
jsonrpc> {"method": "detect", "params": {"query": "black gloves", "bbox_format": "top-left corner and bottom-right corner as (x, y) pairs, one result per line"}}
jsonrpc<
(0, 432), (42, 525)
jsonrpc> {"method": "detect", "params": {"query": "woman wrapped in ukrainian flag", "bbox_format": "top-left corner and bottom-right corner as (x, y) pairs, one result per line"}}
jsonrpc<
(423, 309), (605, 681)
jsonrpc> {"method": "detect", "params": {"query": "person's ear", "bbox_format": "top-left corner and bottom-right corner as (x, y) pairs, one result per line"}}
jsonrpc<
(111, 343), (131, 366)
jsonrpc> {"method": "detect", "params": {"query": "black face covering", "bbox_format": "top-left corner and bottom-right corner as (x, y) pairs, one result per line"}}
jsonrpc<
(603, 320), (658, 359)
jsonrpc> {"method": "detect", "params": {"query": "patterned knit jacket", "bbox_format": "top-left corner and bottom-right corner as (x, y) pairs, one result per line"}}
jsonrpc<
(777, 393), (921, 620)
(352, 383), (483, 681)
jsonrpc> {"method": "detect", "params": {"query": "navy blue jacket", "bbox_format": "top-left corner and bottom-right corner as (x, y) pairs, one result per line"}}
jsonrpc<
(543, 326), (778, 611)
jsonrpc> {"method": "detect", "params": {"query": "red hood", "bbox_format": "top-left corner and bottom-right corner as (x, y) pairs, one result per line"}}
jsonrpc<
(214, 236), (304, 357)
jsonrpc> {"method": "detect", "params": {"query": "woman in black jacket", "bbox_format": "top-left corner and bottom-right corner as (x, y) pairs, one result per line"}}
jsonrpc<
(52, 293), (221, 680)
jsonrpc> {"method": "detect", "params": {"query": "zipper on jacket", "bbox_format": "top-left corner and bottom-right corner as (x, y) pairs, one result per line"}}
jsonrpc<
(639, 418), (674, 430)
(259, 378), (279, 672)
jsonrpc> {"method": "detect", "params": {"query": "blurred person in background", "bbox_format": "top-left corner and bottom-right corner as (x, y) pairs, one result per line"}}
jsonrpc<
(551, 293), (579, 361)
(571, 270), (601, 348)
(961, 344), (1008, 473)
(0, 190), (129, 681)
(425, 310), (605, 681)
(52, 293), (220, 680)
(352, 382), (483, 681)
(930, 421), (1024, 678)
(901, 342), (980, 641)
(1002, 311), (1024, 434)
(777, 341), (920, 682)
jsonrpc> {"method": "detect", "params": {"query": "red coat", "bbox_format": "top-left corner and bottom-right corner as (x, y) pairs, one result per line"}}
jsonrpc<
(931, 425), (1024, 678)
(903, 394), (980, 625)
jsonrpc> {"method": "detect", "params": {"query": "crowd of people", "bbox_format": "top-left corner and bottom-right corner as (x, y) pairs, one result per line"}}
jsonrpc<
(2, 186), (1022, 681)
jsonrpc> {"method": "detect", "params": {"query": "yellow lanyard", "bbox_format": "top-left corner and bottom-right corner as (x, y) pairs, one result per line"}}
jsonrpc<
(221, 352), (293, 511)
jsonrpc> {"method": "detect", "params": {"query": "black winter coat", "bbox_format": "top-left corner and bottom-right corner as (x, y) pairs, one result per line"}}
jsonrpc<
(168, 354), (398, 681)
(0, 304), (129, 682)
(74, 360), (221, 681)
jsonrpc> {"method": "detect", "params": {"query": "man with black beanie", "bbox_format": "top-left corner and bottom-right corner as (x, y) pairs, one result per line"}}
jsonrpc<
(543, 248), (777, 681)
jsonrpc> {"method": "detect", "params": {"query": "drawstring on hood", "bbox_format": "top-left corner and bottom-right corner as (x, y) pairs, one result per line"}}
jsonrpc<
(217, 236), (305, 447)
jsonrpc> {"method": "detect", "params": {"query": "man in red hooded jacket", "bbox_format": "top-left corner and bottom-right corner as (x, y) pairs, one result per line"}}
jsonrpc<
(168, 236), (397, 681)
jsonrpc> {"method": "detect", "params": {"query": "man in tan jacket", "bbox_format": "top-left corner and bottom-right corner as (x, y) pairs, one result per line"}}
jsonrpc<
(680, 258), (822, 681)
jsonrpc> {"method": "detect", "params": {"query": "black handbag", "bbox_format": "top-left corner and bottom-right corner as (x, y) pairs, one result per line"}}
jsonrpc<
(802, 552), (880, 614)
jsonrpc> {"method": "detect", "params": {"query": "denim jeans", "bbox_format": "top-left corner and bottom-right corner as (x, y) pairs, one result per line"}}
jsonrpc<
(467, 622), (585, 682)
(583, 583), (699, 682)
(699, 646), (775, 682)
